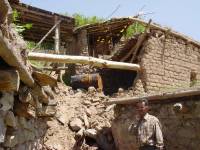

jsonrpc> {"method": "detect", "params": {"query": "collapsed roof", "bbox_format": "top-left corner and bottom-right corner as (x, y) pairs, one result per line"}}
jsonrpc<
(75, 17), (200, 60)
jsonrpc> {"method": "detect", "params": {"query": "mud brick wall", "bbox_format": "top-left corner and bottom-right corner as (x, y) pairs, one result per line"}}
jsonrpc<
(134, 32), (200, 94)
(112, 96), (200, 150)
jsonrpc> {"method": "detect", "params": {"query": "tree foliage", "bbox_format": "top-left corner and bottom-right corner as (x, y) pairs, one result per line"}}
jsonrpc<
(124, 22), (146, 38)
(71, 13), (105, 27)
(12, 9), (32, 34)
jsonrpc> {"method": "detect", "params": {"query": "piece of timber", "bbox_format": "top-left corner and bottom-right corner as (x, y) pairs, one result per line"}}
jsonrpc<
(0, 33), (34, 87)
(0, 69), (20, 91)
(32, 71), (57, 87)
(105, 88), (200, 105)
(31, 64), (68, 71)
(28, 52), (141, 71)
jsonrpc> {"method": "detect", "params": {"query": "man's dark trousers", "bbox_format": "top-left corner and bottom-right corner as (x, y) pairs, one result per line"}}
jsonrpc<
(139, 145), (157, 150)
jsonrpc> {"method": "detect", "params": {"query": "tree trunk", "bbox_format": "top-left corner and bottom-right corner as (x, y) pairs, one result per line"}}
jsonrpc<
(28, 52), (141, 71)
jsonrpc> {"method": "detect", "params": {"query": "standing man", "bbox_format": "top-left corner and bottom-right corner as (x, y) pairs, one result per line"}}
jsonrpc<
(129, 99), (164, 150)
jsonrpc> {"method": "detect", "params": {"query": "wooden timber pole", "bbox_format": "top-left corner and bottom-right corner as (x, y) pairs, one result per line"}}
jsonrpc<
(32, 19), (62, 51)
(28, 52), (141, 71)
(54, 15), (62, 81)
(105, 88), (200, 105)
(54, 15), (60, 54)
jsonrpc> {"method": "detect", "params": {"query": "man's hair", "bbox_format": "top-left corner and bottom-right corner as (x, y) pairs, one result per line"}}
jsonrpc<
(136, 98), (149, 106)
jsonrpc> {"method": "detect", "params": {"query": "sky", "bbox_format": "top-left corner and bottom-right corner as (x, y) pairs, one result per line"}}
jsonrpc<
(21, 0), (200, 41)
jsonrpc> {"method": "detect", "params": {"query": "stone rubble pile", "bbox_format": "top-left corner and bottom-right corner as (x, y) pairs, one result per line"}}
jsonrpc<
(68, 86), (116, 150)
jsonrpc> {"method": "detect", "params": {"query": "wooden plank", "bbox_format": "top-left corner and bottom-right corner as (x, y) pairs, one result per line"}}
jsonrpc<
(28, 52), (141, 71)
(0, 69), (20, 91)
(105, 88), (200, 105)
(32, 71), (57, 87)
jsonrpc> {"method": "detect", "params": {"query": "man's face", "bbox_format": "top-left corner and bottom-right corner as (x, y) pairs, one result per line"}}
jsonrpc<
(136, 101), (148, 117)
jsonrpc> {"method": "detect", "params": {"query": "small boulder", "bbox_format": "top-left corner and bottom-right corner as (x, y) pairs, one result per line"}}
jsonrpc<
(69, 118), (83, 132)
(118, 88), (124, 93)
(84, 129), (97, 139)
(88, 86), (96, 94)
(5, 111), (17, 128)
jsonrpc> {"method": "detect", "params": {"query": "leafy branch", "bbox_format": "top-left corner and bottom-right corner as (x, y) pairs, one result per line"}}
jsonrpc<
(12, 9), (32, 34)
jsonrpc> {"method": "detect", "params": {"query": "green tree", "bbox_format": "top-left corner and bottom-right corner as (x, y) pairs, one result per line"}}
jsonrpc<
(72, 13), (105, 27)
(12, 9), (32, 34)
(124, 22), (146, 38)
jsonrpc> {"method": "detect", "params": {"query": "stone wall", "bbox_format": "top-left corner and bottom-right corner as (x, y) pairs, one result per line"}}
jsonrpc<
(112, 96), (200, 150)
(0, 91), (48, 150)
(0, 1), (57, 148)
(134, 31), (200, 94)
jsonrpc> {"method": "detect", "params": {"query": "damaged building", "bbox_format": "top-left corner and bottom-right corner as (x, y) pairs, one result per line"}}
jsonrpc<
(74, 17), (200, 150)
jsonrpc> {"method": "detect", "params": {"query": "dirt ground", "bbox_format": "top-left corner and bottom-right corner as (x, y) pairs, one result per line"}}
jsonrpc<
(42, 82), (116, 150)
